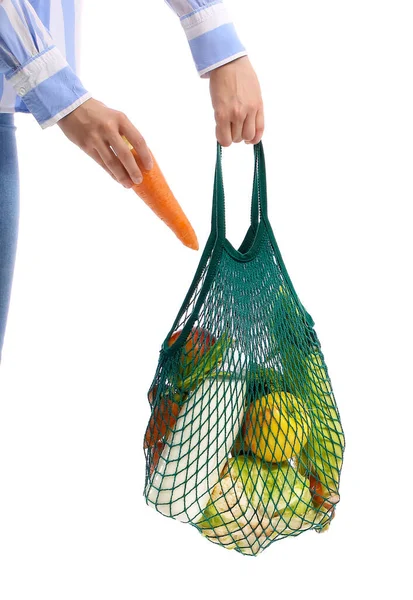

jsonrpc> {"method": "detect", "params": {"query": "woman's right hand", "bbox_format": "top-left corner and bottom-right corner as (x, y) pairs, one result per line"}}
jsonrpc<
(57, 98), (153, 188)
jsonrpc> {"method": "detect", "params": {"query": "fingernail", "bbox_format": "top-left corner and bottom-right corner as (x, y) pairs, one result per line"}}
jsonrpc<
(132, 176), (142, 185)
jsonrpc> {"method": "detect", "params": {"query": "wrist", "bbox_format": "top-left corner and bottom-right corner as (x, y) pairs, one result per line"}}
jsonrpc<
(209, 55), (249, 79)
(57, 97), (92, 126)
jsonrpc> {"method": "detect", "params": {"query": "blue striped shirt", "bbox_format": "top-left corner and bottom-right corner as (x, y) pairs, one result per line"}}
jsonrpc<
(0, 0), (246, 128)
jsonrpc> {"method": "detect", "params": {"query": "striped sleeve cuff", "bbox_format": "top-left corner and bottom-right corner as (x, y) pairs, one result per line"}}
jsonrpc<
(6, 45), (91, 128)
(180, 3), (247, 76)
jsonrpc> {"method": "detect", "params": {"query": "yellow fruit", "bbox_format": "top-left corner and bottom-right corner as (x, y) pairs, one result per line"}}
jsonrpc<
(244, 392), (311, 463)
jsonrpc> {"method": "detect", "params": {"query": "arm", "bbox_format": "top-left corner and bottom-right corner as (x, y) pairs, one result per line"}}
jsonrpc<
(0, 0), (89, 128)
(0, 0), (151, 186)
(166, 1), (264, 145)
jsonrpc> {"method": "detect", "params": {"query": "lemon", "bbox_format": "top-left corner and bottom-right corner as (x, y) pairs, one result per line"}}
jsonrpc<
(244, 392), (311, 463)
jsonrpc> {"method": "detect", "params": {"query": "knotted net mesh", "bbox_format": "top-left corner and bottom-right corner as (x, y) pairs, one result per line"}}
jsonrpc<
(143, 143), (344, 556)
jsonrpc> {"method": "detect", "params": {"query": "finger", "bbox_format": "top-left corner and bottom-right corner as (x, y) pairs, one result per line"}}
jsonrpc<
(215, 111), (232, 147)
(231, 116), (244, 144)
(90, 150), (117, 182)
(242, 111), (257, 142)
(248, 108), (265, 145)
(120, 117), (153, 171)
(97, 143), (134, 188)
(110, 133), (143, 185)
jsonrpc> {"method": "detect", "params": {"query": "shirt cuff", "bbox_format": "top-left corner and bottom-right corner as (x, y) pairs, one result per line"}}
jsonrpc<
(180, 3), (247, 77)
(6, 45), (91, 128)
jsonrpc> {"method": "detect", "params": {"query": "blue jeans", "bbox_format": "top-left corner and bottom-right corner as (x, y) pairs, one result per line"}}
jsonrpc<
(0, 113), (19, 363)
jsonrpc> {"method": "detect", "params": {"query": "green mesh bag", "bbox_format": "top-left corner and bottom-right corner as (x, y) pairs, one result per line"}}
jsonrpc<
(144, 143), (345, 556)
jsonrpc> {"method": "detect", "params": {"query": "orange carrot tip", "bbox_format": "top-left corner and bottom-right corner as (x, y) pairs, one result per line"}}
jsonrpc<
(122, 137), (199, 251)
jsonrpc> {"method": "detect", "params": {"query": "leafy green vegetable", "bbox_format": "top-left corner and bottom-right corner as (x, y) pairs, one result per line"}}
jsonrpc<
(247, 365), (287, 400)
(293, 352), (345, 495)
(178, 333), (232, 391)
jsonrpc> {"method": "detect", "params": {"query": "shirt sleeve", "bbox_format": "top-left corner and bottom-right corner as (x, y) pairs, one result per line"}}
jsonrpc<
(165, 1), (247, 76)
(0, 0), (90, 128)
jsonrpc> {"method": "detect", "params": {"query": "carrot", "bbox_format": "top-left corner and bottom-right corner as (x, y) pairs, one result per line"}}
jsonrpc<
(123, 137), (199, 250)
(144, 396), (180, 448)
(150, 441), (165, 476)
(309, 473), (335, 511)
(148, 384), (158, 406)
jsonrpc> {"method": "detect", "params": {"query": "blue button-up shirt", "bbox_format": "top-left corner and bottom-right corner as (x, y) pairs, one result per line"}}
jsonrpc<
(0, 0), (246, 128)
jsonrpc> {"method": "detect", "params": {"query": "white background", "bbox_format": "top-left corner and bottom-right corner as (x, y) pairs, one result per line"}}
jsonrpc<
(1, 1), (412, 598)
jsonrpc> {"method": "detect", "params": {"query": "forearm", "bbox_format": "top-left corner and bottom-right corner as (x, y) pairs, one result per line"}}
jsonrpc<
(0, 0), (90, 127)
(165, 0), (247, 75)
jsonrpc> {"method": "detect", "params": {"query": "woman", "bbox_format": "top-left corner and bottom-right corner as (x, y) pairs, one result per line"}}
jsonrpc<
(0, 0), (264, 362)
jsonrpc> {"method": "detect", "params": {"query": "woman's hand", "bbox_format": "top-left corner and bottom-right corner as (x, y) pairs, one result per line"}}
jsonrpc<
(57, 98), (153, 187)
(209, 56), (264, 147)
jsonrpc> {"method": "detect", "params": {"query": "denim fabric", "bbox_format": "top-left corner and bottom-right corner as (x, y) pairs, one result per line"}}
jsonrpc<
(0, 113), (19, 362)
